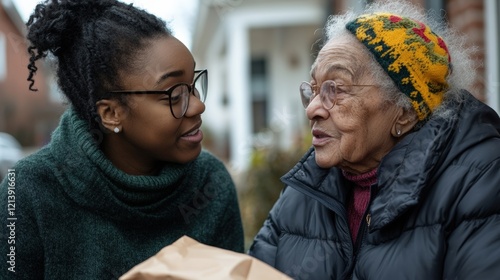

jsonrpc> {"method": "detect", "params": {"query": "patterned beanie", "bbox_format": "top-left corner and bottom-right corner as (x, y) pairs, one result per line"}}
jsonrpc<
(346, 13), (451, 121)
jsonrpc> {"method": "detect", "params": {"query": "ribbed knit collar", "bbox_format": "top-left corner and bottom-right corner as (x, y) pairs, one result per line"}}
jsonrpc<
(49, 108), (194, 224)
(342, 168), (378, 187)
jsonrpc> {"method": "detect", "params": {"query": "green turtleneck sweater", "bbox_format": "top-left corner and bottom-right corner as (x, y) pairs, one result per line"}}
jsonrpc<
(0, 108), (244, 279)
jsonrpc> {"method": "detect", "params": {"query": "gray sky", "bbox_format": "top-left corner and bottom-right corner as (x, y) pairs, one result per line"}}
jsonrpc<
(12, 0), (198, 49)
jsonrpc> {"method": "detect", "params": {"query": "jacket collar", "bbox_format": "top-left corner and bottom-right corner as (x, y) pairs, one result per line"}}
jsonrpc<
(370, 91), (496, 230)
(370, 119), (455, 230)
(281, 148), (351, 211)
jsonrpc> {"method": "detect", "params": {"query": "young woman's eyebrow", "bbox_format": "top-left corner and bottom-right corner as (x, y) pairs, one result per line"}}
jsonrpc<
(155, 70), (185, 86)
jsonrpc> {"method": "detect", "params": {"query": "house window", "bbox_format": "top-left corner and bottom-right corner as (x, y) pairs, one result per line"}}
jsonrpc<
(250, 58), (268, 133)
(0, 32), (6, 82)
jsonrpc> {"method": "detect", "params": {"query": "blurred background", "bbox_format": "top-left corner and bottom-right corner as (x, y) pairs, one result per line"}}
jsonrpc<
(1, 0), (498, 248)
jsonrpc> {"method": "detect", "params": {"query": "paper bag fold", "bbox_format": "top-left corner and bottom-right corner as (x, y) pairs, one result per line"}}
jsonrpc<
(119, 235), (292, 280)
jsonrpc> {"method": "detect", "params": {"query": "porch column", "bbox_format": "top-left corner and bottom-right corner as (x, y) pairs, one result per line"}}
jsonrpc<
(227, 19), (252, 171)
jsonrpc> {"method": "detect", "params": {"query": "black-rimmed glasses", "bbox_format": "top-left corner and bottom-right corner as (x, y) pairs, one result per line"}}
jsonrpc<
(300, 80), (375, 109)
(108, 69), (208, 119)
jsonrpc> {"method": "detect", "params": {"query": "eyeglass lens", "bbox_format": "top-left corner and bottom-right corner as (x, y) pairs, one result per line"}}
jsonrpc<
(170, 85), (190, 118)
(194, 71), (208, 103)
(300, 80), (336, 109)
(172, 71), (208, 118)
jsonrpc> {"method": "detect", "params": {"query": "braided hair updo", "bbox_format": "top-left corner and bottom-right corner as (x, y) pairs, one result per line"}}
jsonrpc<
(26, 0), (172, 130)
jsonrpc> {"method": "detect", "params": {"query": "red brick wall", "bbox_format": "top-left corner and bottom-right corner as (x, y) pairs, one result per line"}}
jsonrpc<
(446, 0), (485, 101)
(0, 6), (65, 146)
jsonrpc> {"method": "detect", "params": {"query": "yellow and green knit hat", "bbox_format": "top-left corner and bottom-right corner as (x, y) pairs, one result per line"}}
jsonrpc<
(346, 13), (451, 120)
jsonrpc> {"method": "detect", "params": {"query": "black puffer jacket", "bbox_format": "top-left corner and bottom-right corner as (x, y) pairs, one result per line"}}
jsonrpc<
(248, 92), (500, 279)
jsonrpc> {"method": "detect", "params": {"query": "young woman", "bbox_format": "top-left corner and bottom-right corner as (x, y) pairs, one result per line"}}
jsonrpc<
(0, 0), (243, 278)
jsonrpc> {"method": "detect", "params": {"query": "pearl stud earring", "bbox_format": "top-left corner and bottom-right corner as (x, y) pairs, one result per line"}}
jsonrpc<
(114, 127), (120, 133)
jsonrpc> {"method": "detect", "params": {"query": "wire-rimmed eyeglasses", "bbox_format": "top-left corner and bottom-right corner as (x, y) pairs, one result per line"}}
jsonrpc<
(107, 69), (208, 119)
(299, 80), (375, 109)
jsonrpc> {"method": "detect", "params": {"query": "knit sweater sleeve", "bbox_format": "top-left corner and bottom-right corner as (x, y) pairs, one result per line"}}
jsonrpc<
(211, 181), (245, 253)
(247, 188), (285, 267)
(1, 158), (45, 279)
(196, 151), (244, 253)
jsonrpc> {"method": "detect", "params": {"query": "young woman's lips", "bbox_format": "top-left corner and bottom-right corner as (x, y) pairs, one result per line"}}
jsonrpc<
(180, 127), (203, 143)
(311, 129), (331, 146)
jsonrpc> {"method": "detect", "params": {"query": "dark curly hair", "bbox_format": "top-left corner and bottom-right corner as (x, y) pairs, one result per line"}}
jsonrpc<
(26, 0), (172, 129)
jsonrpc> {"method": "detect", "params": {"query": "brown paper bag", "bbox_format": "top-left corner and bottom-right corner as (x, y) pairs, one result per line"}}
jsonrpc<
(119, 235), (292, 280)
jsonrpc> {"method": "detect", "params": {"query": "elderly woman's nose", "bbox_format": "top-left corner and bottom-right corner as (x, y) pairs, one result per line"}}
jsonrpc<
(306, 94), (327, 120)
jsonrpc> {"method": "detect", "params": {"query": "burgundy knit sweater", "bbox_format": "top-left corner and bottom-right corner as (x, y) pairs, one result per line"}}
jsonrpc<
(342, 168), (378, 243)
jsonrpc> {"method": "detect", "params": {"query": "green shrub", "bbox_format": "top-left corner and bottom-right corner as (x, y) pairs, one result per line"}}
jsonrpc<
(238, 131), (311, 249)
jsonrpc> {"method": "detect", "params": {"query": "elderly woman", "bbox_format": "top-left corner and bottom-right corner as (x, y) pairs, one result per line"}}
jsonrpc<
(248, 1), (500, 279)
